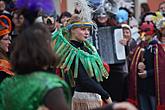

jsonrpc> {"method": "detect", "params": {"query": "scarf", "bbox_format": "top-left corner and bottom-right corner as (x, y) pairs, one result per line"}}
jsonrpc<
(52, 28), (109, 87)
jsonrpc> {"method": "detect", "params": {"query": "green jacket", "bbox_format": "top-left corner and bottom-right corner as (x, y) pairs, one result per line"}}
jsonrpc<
(0, 71), (71, 110)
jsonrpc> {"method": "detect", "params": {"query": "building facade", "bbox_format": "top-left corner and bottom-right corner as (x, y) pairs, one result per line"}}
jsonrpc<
(57, 0), (163, 20)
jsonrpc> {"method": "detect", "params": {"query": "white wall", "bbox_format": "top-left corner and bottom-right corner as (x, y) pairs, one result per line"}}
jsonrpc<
(55, 0), (61, 15)
(66, 0), (75, 14)
(135, 0), (147, 20)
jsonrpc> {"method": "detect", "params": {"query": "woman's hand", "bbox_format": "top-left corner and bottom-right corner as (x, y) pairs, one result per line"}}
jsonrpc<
(37, 106), (49, 110)
(138, 70), (147, 78)
(113, 102), (137, 110)
(138, 62), (145, 72)
(106, 97), (112, 104)
(119, 39), (128, 46)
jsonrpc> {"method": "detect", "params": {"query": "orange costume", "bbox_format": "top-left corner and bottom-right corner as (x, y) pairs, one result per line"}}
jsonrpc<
(0, 15), (14, 82)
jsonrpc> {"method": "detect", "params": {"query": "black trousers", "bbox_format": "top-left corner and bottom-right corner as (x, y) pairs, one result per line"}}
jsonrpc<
(101, 64), (128, 102)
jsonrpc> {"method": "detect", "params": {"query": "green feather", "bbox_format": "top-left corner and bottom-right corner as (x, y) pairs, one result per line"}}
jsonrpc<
(74, 52), (80, 78)
(65, 51), (77, 71)
(87, 57), (94, 77)
(60, 49), (74, 69)
(56, 49), (70, 68)
(53, 37), (62, 51)
(91, 60), (101, 81)
(56, 42), (66, 54)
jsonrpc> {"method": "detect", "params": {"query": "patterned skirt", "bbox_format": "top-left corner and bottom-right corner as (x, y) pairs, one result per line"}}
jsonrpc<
(72, 91), (103, 110)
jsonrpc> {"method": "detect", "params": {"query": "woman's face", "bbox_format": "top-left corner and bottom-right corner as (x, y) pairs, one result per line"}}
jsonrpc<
(0, 34), (11, 52)
(71, 27), (90, 42)
(159, 3), (165, 13)
(123, 28), (131, 40)
(160, 28), (165, 43)
(61, 16), (70, 26)
(12, 14), (25, 28)
(97, 16), (108, 24)
(0, 1), (5, 12)
(160, 27), (165, 35)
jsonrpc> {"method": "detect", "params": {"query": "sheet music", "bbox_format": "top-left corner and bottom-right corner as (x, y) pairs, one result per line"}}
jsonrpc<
(114, 29), (126, 60)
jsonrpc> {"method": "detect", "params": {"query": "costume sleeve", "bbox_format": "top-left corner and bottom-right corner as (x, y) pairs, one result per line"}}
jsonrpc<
(43, 88), (70, 110)
(75, 62), (110, 100)
(0, 72), (71, 110)
(41, 73), (71, 107)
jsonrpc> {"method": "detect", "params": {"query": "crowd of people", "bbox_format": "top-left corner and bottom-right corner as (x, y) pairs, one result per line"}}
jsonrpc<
(0, 0), (165, 110)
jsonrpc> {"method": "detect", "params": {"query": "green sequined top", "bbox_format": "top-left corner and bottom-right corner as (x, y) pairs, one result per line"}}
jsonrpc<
(0, 71), (71, 110)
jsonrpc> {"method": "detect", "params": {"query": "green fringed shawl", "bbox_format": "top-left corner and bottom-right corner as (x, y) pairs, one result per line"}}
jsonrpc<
(52, 28), (109, 87)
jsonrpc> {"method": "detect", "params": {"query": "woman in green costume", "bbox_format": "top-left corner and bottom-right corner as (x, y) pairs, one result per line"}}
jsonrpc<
(0, 23), (71, 110)
(52, 14), (112, 110)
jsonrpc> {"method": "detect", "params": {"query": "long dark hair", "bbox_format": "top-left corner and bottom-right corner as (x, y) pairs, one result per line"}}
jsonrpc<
(11, 23), (57, 74)
(141, 3), (150, 13)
